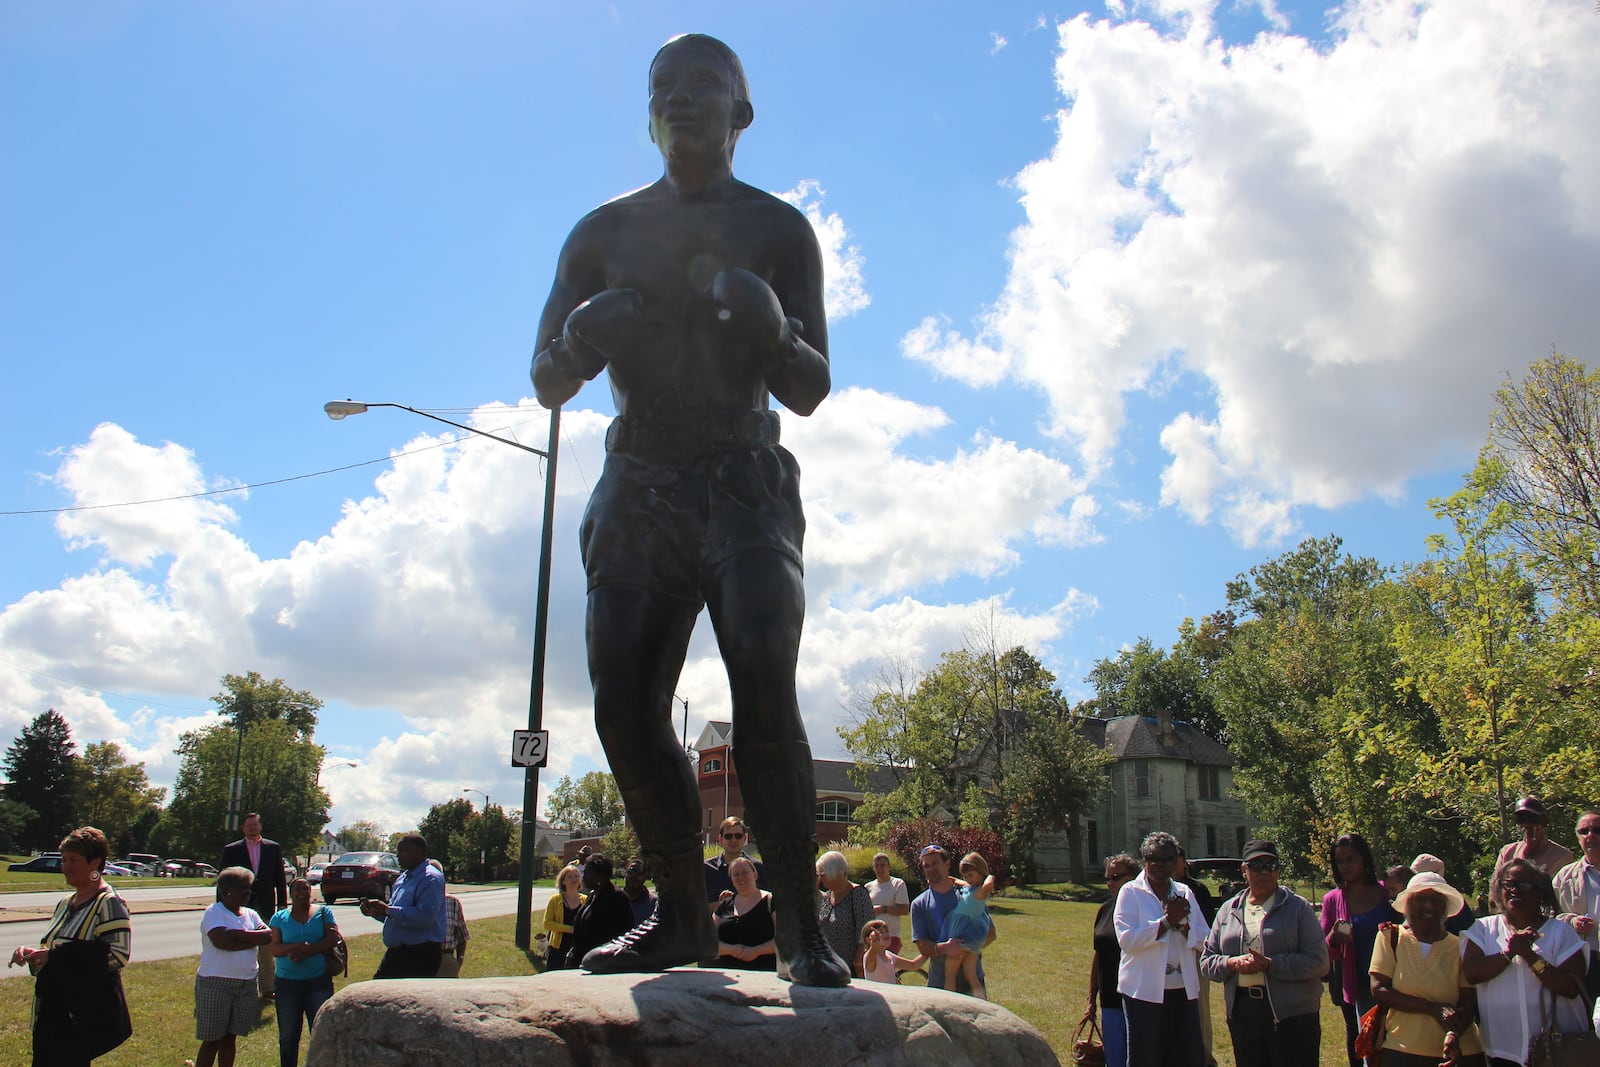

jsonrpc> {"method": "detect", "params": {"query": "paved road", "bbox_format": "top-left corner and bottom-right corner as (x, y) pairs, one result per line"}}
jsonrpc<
(1, 885), (552, 979)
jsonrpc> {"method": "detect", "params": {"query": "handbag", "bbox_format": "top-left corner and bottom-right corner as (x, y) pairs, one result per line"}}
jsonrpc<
(1072, 1007), (1106, 1067)
(316, 905), (348, 978)
(1526, 975), (1600, 1067)
(1355, 1003), (1387, 1066)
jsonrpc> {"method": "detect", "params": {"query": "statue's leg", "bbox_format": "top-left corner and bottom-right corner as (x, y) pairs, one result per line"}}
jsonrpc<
(707, 551), (850, 987)
(579, 583), (717, 973)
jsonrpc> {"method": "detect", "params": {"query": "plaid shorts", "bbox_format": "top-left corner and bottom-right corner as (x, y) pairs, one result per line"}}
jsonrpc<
(194, 974), (257, 1040)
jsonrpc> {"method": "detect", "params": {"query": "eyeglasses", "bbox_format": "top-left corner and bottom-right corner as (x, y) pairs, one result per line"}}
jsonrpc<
(1246, 859), (1280, 873)
(1145, 854), (1177, 865)
(721, 832), (746, 840)
(1500, 878), (1539, 892)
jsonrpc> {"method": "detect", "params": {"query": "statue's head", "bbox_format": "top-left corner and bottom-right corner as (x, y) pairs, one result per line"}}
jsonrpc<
(648, 34), (752, 160)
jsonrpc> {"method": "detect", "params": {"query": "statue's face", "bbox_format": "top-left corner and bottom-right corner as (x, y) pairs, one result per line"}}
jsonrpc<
(648, 40), (750, 160)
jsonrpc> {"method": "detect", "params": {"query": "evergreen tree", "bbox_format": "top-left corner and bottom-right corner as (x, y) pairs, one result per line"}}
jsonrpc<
(2, 709), (79, 851)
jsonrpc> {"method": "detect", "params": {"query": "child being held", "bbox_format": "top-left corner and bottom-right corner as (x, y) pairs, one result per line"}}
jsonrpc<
(859, 919), (926, 984)
(932, 851), (996, 999)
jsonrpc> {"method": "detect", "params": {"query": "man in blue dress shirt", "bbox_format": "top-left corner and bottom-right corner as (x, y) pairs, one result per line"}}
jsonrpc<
(361, 833), (447, 978)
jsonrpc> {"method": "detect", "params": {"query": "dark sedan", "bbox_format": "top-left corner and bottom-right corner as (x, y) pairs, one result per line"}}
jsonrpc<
(7, 854), (63, 874)
(320, 851), (402, 904)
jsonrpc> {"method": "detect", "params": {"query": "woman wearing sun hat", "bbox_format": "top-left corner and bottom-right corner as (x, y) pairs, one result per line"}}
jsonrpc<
(1410, 853), (1476, 934)
(1370, 870), (1486, 1066)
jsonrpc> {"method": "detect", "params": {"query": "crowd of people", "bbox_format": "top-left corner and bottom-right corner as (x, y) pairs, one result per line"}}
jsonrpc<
(16, 798), (1595, 1065)
(1085, 799), (1600, 1067)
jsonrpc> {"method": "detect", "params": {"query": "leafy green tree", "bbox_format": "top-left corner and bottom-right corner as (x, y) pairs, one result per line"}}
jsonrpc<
(161, 718), (329, 861)
(213, 671), (322, 738)
(1391, 467), (1595, 867)
(335, 820), (387, 852)
(1208, 536), (1441, 872)
(77, 741), (165, 855)
(2, 709), (79, 850)
(0, 799), (38, 853)
(1086, 634), (1224, 740)
(840, 644), (1089, 877)
(418, 798), (474, 873)
(544, 772), (624, 836)
(599, 824), (639, 867)
(450, 804), (516, 881)
(1001, 711), (1112, 882)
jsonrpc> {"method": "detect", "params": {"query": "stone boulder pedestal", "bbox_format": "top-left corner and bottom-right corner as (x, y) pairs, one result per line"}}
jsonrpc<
(303, 968), (1060, 1066)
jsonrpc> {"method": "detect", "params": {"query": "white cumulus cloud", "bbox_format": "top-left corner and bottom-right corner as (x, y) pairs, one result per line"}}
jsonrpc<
(903, 0), (1600, 543)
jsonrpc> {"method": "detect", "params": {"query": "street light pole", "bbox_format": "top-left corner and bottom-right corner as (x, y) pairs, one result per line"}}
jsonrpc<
(324, 397), (560, 948)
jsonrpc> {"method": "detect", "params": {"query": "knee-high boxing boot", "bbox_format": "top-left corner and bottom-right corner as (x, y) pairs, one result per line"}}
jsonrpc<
(737, 741), (851, 987)
(580, 781), (717, 974)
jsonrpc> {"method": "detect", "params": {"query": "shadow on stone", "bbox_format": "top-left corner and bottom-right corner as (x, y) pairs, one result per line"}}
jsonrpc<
(304, 968), (1060, 1065)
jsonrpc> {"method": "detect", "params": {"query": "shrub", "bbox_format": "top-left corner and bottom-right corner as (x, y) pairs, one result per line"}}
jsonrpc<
(884, 819), (1007, 889)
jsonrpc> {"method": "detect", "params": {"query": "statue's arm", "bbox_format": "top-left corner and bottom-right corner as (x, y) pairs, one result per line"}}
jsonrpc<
(530, 224), (606, 409)
(763, 215), (831, 416)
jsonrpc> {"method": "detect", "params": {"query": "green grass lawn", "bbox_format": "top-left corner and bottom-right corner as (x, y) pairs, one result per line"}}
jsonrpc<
(0, 895), (1353, 1065)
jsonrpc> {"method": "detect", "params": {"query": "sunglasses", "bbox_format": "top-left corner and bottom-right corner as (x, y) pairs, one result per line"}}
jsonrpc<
(1245, 859), (1280, 873)
(722, 832), (746, 840)
(919, 845), (946, 858)
(1500, 878), (1539, 892)
(1145, 854), (1177, 865)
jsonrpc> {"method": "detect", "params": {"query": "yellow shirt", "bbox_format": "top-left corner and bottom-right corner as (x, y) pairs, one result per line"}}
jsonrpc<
(1370, 928), (1483, 1058)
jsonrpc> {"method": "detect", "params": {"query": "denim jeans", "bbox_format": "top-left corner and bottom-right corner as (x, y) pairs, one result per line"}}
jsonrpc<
(275, 974), (334, 1067)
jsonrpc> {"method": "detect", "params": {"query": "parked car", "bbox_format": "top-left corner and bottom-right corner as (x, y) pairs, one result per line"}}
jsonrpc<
(124, 852), (163, 873)
(7, 854), (63, 874)
(320, 852), (402, 904)
(162, 858), (207, 877)
(1185, 857), (1247, 903)
(102, 862), (139, 877)
(305, 861), (330, 886)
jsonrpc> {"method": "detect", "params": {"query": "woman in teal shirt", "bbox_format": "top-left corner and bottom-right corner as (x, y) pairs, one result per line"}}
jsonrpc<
(268, 878), (339, 1067)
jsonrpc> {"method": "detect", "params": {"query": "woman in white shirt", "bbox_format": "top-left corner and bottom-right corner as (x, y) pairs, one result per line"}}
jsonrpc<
(1462, 859), (1588, 1067)
(1114, 831), (1211, 1067)
(191, 867), (273, 1067)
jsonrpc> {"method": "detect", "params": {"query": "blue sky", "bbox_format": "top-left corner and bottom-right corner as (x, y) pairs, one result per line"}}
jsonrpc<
(3, 0), (1597, 836)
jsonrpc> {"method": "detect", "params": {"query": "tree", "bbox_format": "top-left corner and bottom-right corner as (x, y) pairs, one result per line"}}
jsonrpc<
(213, 671), (322, 738)
(418, 798), (474, 874)
(1001, 712), (1113, 883)
(77, 741), (165, 854)
(1207, 536), (1441, 872)
(840, 642), (1094, 878)
(544, 772), (623, 836)
(1481, 354), (1600, 616)
(0, 799), (38, 853)
(1086, 634), (1225, 740)
(1390, 467), (1596, 872)
(160, 718), (329, 861)
(335, 820), (386, 852)
(450, 804), (516, 881)
(2, 710), (79, 850)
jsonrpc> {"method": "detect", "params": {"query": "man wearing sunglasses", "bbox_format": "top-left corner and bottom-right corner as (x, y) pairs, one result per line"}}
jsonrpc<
(1553, 810), (1600, 1015)
(1490, 796), (1574, 912)
(705, 817), (769, 903)
(1199, 840), (1328, 1067)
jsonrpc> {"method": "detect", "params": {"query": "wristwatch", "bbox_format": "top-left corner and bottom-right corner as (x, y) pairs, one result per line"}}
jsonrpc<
(1531, 955), (1549, 976)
